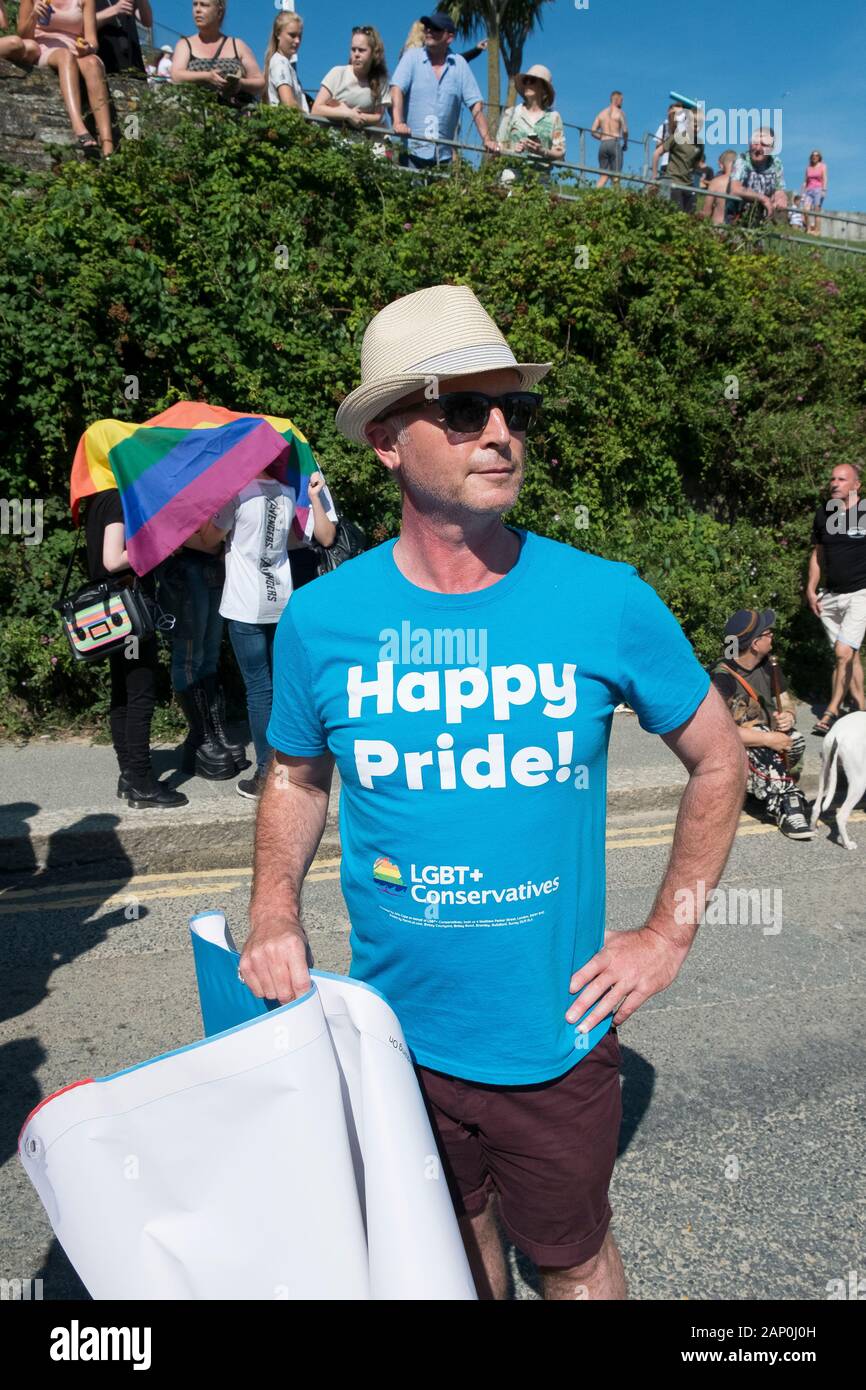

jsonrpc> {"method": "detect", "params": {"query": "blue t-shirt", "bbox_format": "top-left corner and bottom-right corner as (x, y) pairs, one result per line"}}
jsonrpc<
(267, 530), (709, 1085)
(390, 47), (482, 161)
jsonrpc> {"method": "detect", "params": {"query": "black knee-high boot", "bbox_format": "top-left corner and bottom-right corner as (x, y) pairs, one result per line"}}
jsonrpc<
(202, 674), (250, 772)
(176, 683), (236, 779)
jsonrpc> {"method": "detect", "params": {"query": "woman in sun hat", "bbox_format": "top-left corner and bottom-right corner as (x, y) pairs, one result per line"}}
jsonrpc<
(155, 42), (174, 79)
(496, 63), (565, 172)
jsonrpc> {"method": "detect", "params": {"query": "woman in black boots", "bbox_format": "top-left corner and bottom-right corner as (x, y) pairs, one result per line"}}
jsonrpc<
(84, 489), (188, 809)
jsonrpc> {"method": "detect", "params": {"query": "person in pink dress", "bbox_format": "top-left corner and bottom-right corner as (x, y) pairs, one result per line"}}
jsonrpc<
(15, 0), (114, 157)
(801, 150), (828, 236)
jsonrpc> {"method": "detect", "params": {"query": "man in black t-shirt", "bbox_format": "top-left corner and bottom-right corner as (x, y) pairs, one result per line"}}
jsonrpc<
(710, 609), (811, 839)
(806, 463), (866, 734)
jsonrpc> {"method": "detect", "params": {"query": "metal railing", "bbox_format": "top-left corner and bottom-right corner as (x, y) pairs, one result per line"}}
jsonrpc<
(134, 39), (866, 244)
(134, 64), (866, 254)
(308, 112), (865, 256)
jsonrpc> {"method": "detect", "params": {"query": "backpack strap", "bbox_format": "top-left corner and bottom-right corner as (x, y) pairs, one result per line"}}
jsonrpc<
(56, 522), (85, 610)
(716, 661), (760, 703)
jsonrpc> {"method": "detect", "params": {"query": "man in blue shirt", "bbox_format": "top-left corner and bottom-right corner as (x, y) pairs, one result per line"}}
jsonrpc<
(390, 11), (498, 167)
(241, 285), (746, 1299)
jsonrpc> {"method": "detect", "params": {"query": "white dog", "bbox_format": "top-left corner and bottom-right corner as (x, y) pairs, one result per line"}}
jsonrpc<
(810, 711), (866, 850)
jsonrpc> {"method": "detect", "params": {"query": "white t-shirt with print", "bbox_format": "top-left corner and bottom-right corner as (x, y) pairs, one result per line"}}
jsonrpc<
(268, 53), (309, 110)
(215, 480), (301, 624)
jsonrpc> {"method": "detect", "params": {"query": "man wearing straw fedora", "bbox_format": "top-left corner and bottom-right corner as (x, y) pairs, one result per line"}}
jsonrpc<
(242, 285), (746, 1299)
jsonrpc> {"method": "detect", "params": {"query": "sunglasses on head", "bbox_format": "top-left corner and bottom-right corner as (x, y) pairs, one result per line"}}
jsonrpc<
(353, 25), (374, 34)
(383, 391), (541, 434)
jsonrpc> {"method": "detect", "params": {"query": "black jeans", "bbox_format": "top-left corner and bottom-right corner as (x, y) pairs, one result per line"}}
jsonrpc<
(109, 636), (159, 778)
(157, 550), (225, 694)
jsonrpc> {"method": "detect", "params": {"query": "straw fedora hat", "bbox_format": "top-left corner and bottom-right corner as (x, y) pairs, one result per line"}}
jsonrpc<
(516, 64), (555, 107)
(335, 285), (552, 446)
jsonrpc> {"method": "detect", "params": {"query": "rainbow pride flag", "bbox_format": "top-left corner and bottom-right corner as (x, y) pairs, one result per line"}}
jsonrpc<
(70, 402), (329, 576)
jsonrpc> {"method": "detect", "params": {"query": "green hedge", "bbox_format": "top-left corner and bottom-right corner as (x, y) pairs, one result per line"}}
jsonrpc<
(1, 93), (865, 735)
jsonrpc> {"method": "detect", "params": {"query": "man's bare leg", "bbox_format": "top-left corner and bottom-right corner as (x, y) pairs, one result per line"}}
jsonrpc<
(825, 641), (855, 718)
(458, 1192), (509, 1301)
(540, 1228), (627, 1300)
(848, 652), (865, 709)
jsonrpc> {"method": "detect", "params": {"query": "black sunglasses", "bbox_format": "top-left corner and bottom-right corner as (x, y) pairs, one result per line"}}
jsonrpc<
(352, 25), (374, 35)
(384, 391), (541, 434)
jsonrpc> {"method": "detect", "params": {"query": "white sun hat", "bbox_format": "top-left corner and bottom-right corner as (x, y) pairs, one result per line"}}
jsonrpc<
(516, 64), (555, 106)
(335, 285), (552, 446)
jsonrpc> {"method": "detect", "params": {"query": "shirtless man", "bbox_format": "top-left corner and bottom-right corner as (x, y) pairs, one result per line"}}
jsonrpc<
(699, 150), (739, 225)
(591, 90), (628, 187)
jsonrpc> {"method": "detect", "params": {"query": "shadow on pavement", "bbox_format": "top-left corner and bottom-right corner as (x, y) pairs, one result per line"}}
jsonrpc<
(1, 802), (140, 1300)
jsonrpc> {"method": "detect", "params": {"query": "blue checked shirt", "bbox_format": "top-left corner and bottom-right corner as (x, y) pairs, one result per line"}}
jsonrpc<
(390, 48), (483, 162)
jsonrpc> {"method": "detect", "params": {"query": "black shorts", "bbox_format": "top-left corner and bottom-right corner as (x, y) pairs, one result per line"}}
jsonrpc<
(598, 139), (623, 173)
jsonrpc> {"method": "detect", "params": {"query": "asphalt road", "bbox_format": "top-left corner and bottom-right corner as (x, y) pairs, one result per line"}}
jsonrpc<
(1, 805), (864, 1302)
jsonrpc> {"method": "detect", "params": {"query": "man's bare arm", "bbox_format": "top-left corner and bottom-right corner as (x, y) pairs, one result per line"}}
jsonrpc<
(390, 85), (410, 134)
(648, 684), (749, 940)
(567, 686), (746, 1031)
(240, 751), (335, 1003)
(806, 545), (823, 615)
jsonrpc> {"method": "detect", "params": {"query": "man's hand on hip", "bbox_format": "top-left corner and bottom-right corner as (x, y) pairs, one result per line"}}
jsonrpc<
(566, 925), (689, 1033)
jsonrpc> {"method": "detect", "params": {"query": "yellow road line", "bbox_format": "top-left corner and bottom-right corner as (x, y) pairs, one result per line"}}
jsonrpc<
(0, 857), (344, 902)
(2, 811), (864, 913)
(0, 870), (343, 915)
(608, 810), (866, 850)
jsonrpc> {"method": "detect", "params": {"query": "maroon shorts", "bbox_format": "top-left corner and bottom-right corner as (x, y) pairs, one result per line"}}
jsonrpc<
(415, 1028), (622, 1270)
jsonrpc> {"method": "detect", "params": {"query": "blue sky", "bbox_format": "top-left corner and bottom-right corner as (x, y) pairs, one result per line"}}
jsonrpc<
(152, 0), (866, 210)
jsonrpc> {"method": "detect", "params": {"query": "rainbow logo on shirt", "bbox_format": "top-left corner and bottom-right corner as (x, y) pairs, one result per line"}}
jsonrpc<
(372, 856), (407, 895)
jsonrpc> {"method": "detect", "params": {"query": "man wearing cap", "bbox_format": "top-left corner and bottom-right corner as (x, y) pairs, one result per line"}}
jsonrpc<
(709, 610), (811, 839)
(241, 284), (746, 1299)
(390, 13), (498, 169)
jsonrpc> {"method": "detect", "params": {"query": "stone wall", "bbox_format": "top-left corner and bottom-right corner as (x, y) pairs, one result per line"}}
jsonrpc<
(0, 59), (146, 172)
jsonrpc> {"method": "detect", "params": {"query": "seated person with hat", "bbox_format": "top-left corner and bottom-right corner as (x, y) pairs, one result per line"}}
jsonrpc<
(710, 609), (812, 839)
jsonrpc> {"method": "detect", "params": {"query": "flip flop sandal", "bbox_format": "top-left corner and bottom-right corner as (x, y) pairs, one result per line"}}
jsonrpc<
(811, 713), (837, 736)
(76, 133), (99, 157)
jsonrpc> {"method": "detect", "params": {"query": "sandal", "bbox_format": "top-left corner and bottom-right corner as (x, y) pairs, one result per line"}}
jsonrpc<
(811, 712), (837, 736)
(76, 133), (99, 157)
